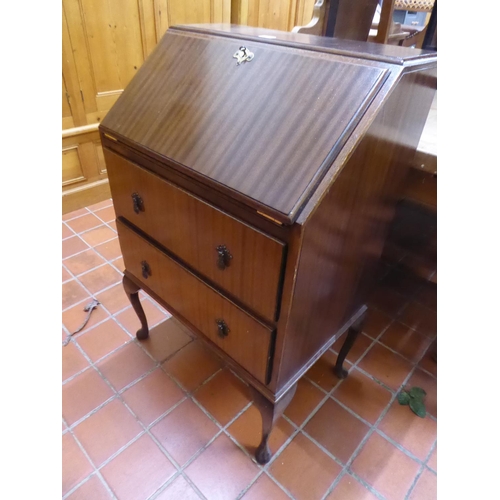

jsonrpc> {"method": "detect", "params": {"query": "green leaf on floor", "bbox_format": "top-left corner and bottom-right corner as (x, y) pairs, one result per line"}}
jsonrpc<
(409, 386), (427, 398)
(397, 391), (411, 405)
(409, 397), (427, 418)
(398, 386), (427, 417)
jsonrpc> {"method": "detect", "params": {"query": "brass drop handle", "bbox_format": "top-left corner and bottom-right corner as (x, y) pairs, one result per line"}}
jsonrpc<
(141, 260), (151, 279)
(216, 245), (233, 270)
(132, 192), (144, 214)
(216, 319), (230, 339)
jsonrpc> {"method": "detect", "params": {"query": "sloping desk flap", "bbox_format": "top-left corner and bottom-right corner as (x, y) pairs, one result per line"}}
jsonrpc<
(101, 27), (389, 224)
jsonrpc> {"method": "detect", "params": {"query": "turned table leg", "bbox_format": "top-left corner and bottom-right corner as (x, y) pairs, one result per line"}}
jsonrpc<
(249, 383), (297, 465)
(122, 275), (149, 340)
(334, 309), (367, 379)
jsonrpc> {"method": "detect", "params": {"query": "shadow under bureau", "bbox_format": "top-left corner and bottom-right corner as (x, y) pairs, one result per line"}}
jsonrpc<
(99, 23), (437, 464)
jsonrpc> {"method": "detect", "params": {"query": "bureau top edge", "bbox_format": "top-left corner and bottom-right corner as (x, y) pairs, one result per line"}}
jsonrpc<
(170, 24), (437, 66)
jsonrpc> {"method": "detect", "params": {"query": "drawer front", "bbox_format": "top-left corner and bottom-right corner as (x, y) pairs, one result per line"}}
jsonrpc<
(105, 148), (285, 322)
(117, 220), (274, 385)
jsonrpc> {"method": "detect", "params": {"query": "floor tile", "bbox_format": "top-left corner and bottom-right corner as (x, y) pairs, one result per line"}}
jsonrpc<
(379, 321), (432, 363)
(116, 300), (168, 337)
(184, 434), (259, 500)
(154, 475), (201, 500)
(63, 222), (75, 239)
(95, 283), (130, 315)
(140, 318), (192, 363)
(94, 238), (123, 261)
(151, 399), (219, 466)
(163, 341), (224, 393)
(62, 368), (114, 426)
(304, 398), (369, 464)
(398, 302), (437, 338)
(62, 280), (89, 310)
(269, 433), (342, 500)
(325, 473), (378, 500)
(121, 368), (185, 426)
(94, 205), (116, 223)
(194, 369), (251, 426)
(407, 369), (437, 418)
(306, 350), (345, 392)
(101, 434), (176, 500)
(418, 340), (437, 377)
(351, 433), (420, 500)
(414, 282), (437, 311)
(362, 308), (393, 338)
(62, 236), (90, 259)
(111, 256), (125, 273)
(284, 378), (325, 426)
(78, 264), (122, 295)
(331, 332), (374, 364)
(64, 249), (106, 276)
(62, 433), (94, 496)
(63, 208), (89, 221)
(241, 474), (290, 500)
(409, 469), (437, 500)
(63, 266), (73, 283)
(62, 342), (89, 381)
(66, 213), (103, 234)
(97, 342), (156, 392)
(66, 474), (112, 499)
(108, 220), (118, 231)
(427, 444), (437, 472)
(73, 399), (143, 467)
(76, 319), (130, 362)
(62, 301), (110, 335)
(228, 404), (294, 458)
(358, 343), (414, 390)
(80, 227), (116, 247)
(378, 401), (437, 460)
(332, 368), (392, 424)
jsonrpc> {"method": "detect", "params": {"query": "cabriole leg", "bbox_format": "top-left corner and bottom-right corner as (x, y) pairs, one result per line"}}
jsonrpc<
(122, 274), (149, 340)
(249, 383), (297, 465)
(334, 310), (367, 379)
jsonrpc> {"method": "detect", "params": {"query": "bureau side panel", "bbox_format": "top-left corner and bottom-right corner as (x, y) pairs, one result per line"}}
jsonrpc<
(275, 67), (437, 391)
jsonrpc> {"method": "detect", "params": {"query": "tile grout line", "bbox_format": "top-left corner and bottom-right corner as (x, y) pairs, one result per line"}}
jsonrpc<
(404, 438), (438, 500)
(63, 217), (436, 499)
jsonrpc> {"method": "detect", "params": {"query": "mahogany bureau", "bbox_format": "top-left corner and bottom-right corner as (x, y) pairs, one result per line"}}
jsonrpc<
(99, 24), (437, 464)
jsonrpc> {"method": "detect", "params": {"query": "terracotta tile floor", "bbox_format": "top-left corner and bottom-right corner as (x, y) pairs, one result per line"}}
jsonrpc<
(62, 199), (437, 500)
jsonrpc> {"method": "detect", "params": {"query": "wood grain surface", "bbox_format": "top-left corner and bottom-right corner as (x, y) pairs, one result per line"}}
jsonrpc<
(117, 219), (274, 384)
(101, 29), (389, 222)
(105, 148), (286, 321)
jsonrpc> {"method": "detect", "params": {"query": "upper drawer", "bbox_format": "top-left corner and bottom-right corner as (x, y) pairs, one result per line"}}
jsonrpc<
(104, 148), (285, 322)
(117, 220), (274, 385)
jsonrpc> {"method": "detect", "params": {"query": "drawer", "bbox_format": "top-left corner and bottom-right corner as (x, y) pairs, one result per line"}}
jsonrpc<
(117, 219), (274, 385)
(105, 148), (285, 322)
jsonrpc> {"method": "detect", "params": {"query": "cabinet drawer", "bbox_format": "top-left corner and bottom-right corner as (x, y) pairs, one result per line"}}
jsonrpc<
(105, 148), (285, 322)
(117, 220), (274, 385)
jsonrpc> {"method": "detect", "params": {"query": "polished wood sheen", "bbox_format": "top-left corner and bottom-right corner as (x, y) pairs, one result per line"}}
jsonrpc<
(116, 219), (274, 384)
(105, 148), (286, 321)
(101, 24), (437, 464)
(101, 29), (389, 222)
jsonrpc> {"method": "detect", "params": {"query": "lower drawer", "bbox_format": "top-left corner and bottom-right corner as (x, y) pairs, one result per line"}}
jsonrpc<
(117, 219), (274, 384)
